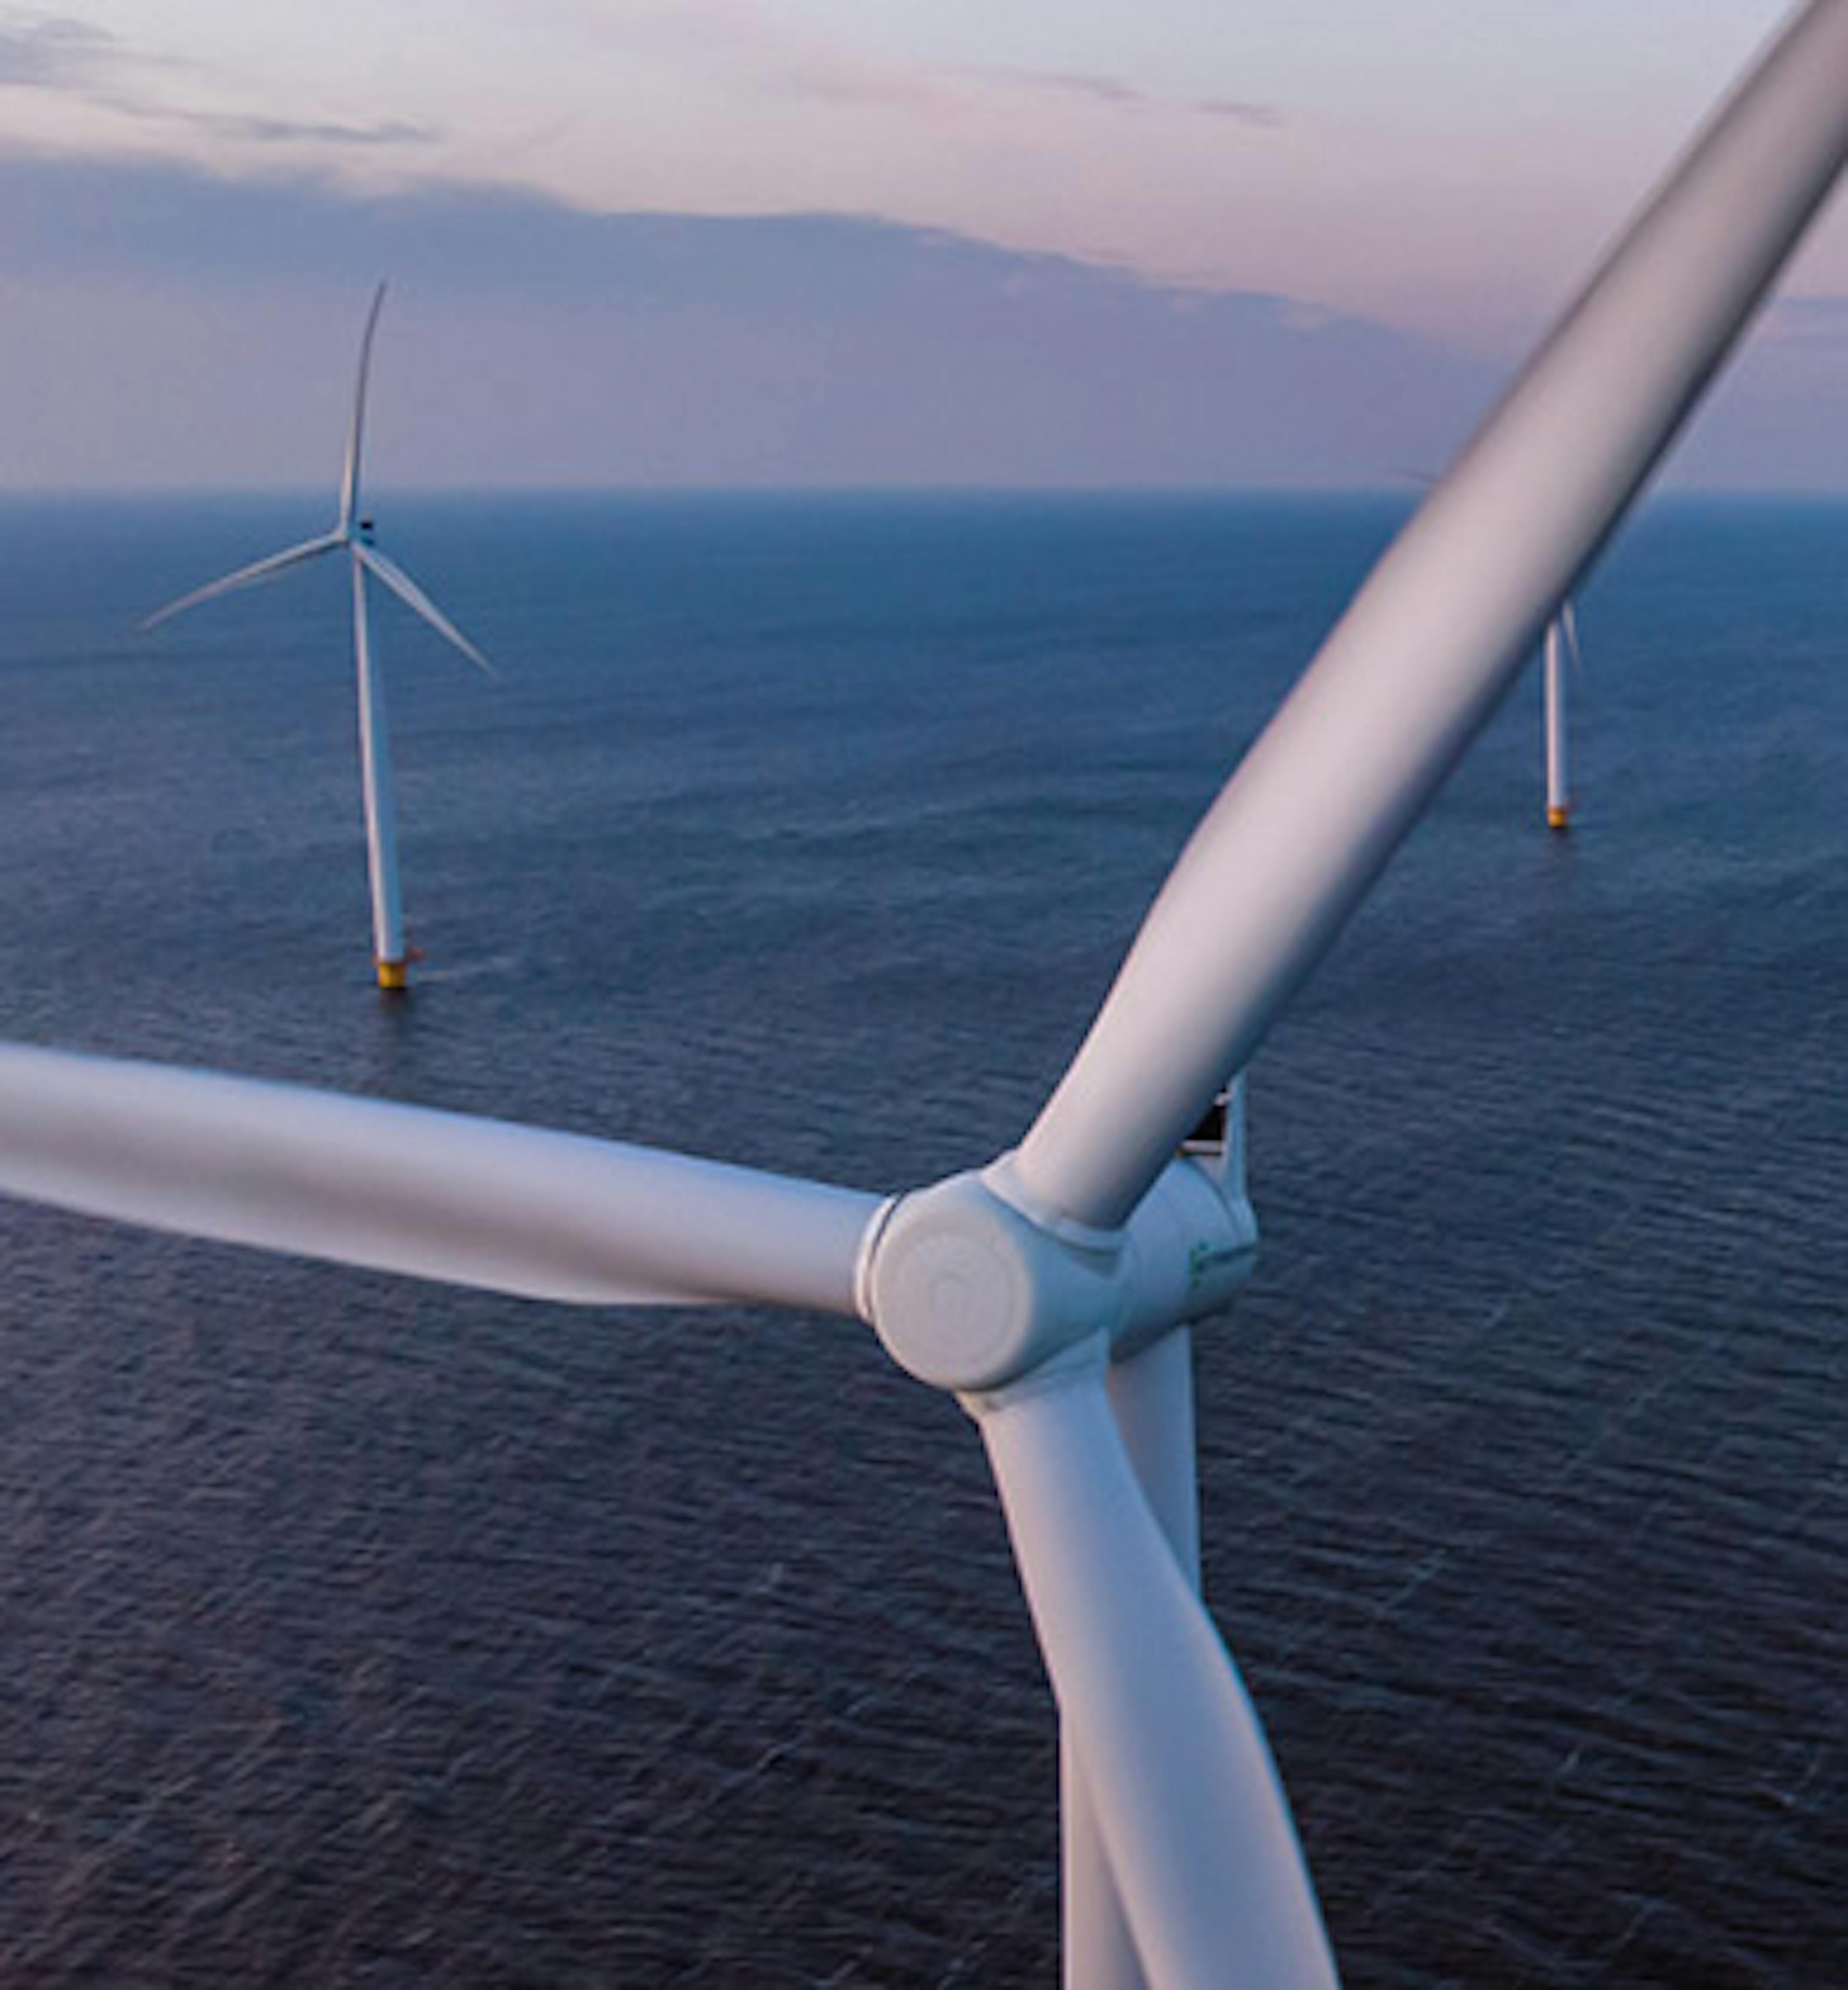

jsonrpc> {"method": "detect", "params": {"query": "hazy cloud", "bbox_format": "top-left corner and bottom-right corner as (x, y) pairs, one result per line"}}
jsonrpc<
(1, 148), (1836, 493)
(999, 69), (1141, 108)
(571, 2), (952, 117)
(1195, 97), (1283, 128)
(113, 103), (436, 148)
(587, 7), (1283, 133)
(766, 57), (946, 114)
(0, 150), (638, 286)
(0, 10), (113, 90)
(0, 148), (1505, 492)
(0, 7), (437, 151)
(968, 64), (1282, 128)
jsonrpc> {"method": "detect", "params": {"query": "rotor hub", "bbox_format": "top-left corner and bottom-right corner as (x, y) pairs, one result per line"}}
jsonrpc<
(857, 1152), (1258, 1395)
(857, 1167), (1124, 1393)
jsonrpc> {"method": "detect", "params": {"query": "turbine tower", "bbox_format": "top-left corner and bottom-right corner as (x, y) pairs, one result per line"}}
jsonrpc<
(8, 6), (1846, 1983)
(1543, 601), (1582, 832)
(144, 283), (494, 992)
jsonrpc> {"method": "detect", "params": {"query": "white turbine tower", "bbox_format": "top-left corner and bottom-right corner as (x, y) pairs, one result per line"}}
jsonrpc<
(1543, 601), (1583, 831)
(7, 7), (1845, 1985)
(143, 282), (494, 992)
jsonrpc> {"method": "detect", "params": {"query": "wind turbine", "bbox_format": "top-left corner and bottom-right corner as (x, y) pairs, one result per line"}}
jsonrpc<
(5, 7), (1845, 1985)
(1542, 601), (1584, 831)
(143, 282), (494, 993)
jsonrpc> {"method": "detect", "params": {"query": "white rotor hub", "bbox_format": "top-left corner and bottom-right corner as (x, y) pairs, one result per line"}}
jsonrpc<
(857, 1153), (1258, 1394)
(858, 1166), (1125, 1392)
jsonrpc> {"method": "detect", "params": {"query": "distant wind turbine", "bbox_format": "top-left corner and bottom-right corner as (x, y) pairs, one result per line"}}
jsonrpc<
(1542, 600), (1583, 832)
(144, 283), (494, 992)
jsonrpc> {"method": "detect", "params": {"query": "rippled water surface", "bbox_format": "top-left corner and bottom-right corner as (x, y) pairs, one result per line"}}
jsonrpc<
(0, 493), (1842, 1985)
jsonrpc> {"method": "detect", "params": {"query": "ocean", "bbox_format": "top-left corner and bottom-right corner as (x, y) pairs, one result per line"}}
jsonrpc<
(0, 492), (1841, 1986)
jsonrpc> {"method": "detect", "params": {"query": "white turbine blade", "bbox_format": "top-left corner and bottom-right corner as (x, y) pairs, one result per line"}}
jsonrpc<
(1061, 1750), (1147, 1990)
(355, 543), (497, 677)
(1561, 597), (1586, 677)
(1062, 1329), (1201, 1990)
(339, 281), (388, 535)
(1106, 1326), (1202, 1583)
(1014, 0), (1848, 1231)
(975, 1361), (1336, 1990)
(0, 1042), (877, 1315)
(141, 534), (344, 630)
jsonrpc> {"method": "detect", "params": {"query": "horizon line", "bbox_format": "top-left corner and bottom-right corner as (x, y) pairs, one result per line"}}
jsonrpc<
(4, 480), (1846, 504)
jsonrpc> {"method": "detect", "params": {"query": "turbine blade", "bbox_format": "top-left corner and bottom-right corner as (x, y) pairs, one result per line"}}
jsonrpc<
(1561, 598), (1586, 677)
(141, 535), (343, 630)
(340, 281), (388, 535)
(1062, 1330), (1201, 1990)
(1060, 1748), (1147, 1990)
(974, 1360), (1337, 1990)
(1012, 0), (1848, 1231)
(355, 543), (497, 677)
(0, 1042), (877, 1316)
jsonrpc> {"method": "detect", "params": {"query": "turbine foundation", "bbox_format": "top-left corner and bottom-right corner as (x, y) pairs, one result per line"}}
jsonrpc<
(376, 958), (409, 993)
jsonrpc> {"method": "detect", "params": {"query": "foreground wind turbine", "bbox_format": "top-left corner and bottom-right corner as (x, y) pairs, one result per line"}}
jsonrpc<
(143, 283), (494, 992)
(1543, 601), (1584, 831)
(7, 8), (1845, 1984)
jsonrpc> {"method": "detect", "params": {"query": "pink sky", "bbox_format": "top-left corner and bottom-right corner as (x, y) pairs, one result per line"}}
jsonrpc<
(0, 2), (1842, 488)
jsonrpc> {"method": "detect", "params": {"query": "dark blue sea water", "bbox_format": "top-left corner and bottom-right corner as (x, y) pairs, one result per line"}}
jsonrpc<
(0, 492), (1841, 1986)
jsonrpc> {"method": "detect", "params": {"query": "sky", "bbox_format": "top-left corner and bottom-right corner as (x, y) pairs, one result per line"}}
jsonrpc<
(1, 1), (1843, 490)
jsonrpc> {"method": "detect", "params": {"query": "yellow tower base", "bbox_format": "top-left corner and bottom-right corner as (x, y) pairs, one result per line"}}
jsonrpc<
(376, 958), (410, 992)
(1546, 805), (1571, 832)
